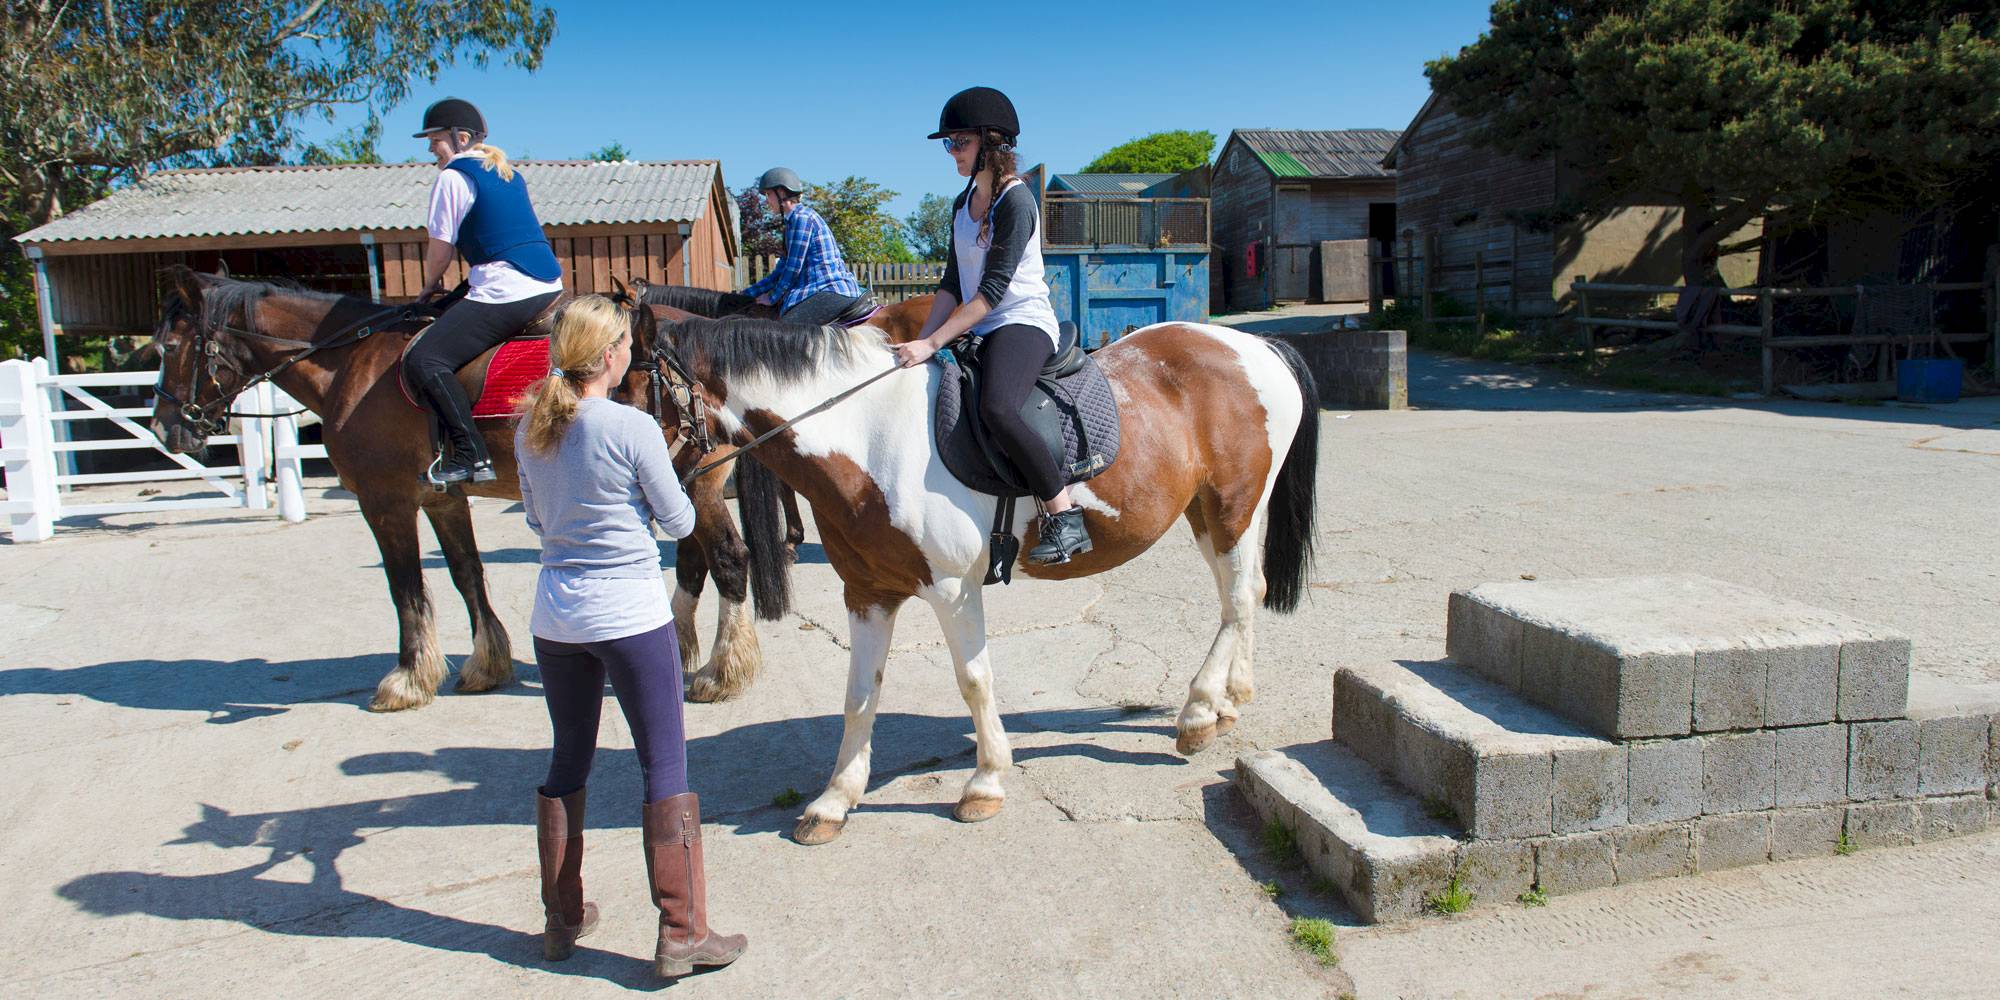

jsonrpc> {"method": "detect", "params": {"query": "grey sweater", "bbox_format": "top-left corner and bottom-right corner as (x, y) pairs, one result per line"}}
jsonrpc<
(516, 398), (695, 577)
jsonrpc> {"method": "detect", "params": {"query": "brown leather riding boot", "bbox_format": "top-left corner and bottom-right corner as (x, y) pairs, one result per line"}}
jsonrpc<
(643, 792), (748, 977)
(535, 788), (599, 961)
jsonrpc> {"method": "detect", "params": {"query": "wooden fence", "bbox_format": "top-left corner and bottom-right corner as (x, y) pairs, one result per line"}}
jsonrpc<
(1368, 231), (1518, 335)
(735, 257), (945, 303)
(1572, 277), (2000, 394)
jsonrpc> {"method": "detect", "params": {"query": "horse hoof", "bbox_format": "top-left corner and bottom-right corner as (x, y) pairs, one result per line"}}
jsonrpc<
(453, 669), (512, 694)
(793, 815), (846, 846)
(953, 796), (1004, 824)
(1214, 714), (1239, 737)
(1175, 724), (1217, 756)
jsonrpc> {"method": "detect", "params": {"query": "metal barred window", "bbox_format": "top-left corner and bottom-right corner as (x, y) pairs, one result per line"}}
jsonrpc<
(1041, 195), (1209, 250)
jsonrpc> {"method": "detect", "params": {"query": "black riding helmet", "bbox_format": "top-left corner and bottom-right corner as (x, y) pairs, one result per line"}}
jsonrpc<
(757, 167), (805, 195)
(928, 86), (1019, 141)
(412, 97), (486, 139)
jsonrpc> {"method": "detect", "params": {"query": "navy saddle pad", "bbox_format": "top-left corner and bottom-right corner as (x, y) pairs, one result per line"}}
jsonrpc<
(933, 322), (1121, 497)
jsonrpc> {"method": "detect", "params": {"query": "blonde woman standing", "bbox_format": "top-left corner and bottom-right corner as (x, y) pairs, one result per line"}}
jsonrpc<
(515, 295), (748, 978)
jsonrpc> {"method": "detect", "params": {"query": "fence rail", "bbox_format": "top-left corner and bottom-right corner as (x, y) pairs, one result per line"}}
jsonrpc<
(0, 358), (327, 541)
(734, 257), (945, 303)
(1041, 195), (1210, 250)
(1572, 278), (2000, 394)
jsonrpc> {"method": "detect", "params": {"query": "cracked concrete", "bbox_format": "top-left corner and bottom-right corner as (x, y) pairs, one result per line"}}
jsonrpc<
(4, 347), (2000, 997)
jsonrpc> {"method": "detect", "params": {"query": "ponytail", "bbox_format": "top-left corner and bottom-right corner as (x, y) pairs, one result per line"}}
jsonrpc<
(453, 129), (515, 182)
(519, 295), (629, 453)
(975, 128), (1019, 247)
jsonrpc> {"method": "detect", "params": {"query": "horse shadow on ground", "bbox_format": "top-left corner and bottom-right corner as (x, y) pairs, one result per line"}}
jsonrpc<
(54, 706), (1182, 982)
(394, 540), (832, 571)
(1, 652), (542, 722)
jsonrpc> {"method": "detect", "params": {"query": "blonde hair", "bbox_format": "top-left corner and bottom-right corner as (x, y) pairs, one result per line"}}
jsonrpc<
(519, 295), (630, 453)
(452, 128), (515, 182)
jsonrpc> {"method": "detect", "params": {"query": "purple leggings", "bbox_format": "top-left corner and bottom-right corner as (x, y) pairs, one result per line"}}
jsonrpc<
(533, 622), (688, 803)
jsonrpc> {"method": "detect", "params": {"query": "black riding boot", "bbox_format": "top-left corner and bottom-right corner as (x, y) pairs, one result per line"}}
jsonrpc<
(417, 371), (495, 486)
(1026, 507), (1092, 565)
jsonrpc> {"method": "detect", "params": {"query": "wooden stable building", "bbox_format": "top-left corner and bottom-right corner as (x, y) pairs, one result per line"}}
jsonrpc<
(1210, 129), (1401, 310)
(12, 160), (739, 366)
(1385, 95), (1758, 318)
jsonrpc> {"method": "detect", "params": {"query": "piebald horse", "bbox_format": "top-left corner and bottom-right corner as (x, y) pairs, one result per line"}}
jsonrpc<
(148, 268), (764, 710)
(658, 316), (1320, 844)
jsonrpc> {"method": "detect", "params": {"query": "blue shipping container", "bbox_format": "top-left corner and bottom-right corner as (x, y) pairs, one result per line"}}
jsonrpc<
(1044, 250), (1211, 349)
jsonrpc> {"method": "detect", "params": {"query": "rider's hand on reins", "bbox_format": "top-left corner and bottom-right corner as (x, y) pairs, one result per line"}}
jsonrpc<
(894, 339), (938, 369)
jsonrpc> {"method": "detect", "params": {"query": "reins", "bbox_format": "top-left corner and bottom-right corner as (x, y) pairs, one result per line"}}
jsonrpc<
(676, 361), (904, 487)
(160, 298), (412, 434)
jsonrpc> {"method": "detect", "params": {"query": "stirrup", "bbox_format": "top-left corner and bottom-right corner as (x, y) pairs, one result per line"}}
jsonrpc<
(422, 453), (472, 489)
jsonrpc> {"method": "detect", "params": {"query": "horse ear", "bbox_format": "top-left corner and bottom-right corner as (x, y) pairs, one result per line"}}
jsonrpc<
(610, 276), (630, 301)
(215, 259), (230, 278)
(165, 264), (204, 313)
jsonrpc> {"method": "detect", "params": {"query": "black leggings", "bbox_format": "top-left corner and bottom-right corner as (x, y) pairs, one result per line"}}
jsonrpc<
(403, 292), (562, 385)
(534, 622), (689, 803)
(781, 289), (863, 326)
(975, 324), (1063, 502)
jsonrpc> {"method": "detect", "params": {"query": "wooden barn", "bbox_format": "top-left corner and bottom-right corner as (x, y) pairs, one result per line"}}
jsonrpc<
(12, 160), (738, 366)
(1210, 129), (1401, 310)
(1385, 95), (1758, 318)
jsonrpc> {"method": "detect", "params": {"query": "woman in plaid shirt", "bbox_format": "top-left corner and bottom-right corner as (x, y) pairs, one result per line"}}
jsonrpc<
(741, 167), (867, 326)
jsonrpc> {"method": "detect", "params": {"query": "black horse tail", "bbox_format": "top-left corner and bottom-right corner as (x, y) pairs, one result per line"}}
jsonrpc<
(1259, 337), (1319, 613)
(734, 454), (795, 620)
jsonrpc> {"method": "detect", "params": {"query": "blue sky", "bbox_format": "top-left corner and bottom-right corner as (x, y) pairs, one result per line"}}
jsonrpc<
(299, 0), (1498, 217)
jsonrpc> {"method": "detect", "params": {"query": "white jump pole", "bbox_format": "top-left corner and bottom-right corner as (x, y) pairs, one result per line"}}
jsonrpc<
(271, 387), (307, 524)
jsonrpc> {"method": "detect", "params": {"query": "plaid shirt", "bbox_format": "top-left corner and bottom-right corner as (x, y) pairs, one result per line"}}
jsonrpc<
(743, 203), (862, 312)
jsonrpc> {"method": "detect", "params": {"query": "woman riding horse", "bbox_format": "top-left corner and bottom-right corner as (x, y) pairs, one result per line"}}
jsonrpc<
(892, 86), (1090, 564)
(404, 97), (564, 486)
(739, 167), (868, 327)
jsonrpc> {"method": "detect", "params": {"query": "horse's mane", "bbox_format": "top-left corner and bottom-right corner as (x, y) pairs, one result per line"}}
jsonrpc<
(639, 283), (759, 317)
(668, 316), (872, 383)
(192, 275), (349, 335)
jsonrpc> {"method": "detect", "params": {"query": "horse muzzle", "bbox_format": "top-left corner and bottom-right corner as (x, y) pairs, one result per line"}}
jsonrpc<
(151, 416), (207, 455)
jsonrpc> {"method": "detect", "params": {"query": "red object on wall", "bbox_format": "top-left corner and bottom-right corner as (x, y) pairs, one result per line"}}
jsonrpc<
(1244, 241), (1261, 277)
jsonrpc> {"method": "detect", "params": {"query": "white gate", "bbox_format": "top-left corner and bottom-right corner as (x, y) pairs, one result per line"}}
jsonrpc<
(0, 357), (325, 541)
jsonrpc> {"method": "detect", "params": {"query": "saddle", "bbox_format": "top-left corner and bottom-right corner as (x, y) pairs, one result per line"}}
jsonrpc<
(831, 294), (882, 328)
(933, 321), (1121, 584)
(397, 291), (570, 418)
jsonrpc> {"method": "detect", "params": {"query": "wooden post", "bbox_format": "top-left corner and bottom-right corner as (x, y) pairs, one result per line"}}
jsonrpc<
(1401, 232), (1414, 309)
(1509, 226), (1520, 316)
(1367, 250), (1382, 318)
(0, 358), (59, 541)
(1576, 278), (1592, 356)
(1759, 287), (1775, 395)
(1421, 233), (1436, 323)
(1475, 250), (1487, 336)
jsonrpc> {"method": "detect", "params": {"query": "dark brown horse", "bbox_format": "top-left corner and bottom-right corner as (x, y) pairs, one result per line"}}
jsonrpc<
(149, 268), (764, 710)
(630, 278), (934, 344)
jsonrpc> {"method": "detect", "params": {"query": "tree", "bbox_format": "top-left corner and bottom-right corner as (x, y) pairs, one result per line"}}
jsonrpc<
(806, 175), (908, 262)
(0, 1), (557, 228)
(734, 185), (785, 258)
(588, 141), (629, 162)
(299, 122), (384, 166)
(903, 193), (953, 261)
(1081, 130), (1215, 173)
(1426, 1), (2000, 330)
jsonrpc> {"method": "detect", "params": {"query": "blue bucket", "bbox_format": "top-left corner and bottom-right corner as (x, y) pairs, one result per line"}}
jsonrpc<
(1896, 358), (1963, 404)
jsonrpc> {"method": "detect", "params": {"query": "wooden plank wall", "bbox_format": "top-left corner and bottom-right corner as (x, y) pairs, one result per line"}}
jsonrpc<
(1211, 138), (1275, 311)
(1393, 100), (1557, 314)
(45, 252), (161, 334)
(375, 221), (733, 301)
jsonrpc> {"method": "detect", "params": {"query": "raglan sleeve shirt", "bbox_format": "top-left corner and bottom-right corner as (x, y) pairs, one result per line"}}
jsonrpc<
(936, 185), (1037, 308)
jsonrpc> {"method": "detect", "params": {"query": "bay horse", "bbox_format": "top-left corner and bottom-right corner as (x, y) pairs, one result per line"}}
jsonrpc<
(149, 268), (764, 711)
(655, 316), (1320, 844)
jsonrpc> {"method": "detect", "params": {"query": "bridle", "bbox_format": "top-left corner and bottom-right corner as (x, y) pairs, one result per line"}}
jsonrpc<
(610, 292), (714, 465)
(155, 293), (409, 438)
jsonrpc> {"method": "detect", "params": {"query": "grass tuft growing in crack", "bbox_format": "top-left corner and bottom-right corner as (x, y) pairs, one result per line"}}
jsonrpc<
(1424, 874), (1474, 915)
(1259, 879), (1283, 899)
(1518, 884), (1548, 907)
(1289, 917), (1338, 966)
(1262, 817), (1301, 864)
(771, 788), (802, 808)
(1421, 795), (1459, 826)
(1835, 830), (1856, 856)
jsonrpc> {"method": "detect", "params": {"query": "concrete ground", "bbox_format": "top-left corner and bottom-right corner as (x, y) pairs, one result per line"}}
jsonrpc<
(4, 333), (1999, 998)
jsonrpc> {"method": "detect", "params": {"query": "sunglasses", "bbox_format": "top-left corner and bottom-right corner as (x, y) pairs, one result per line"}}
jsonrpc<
(941, 135), (978, 152)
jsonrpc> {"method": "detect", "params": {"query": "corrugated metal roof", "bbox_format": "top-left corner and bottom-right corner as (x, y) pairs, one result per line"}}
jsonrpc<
(1230, 130), (1401, 179)
(17, 160), (720, 245)
(1048, 172), (1176, 196)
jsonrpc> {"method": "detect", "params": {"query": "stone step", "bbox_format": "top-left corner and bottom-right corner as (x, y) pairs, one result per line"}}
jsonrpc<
(1447, 575), (1912, 740)
(1332, 659), (1625, 839)
(1239, 742), (1999, 925)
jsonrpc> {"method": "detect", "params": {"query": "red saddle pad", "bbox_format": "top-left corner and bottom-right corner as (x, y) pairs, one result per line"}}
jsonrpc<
(472, 338), (550, 418)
